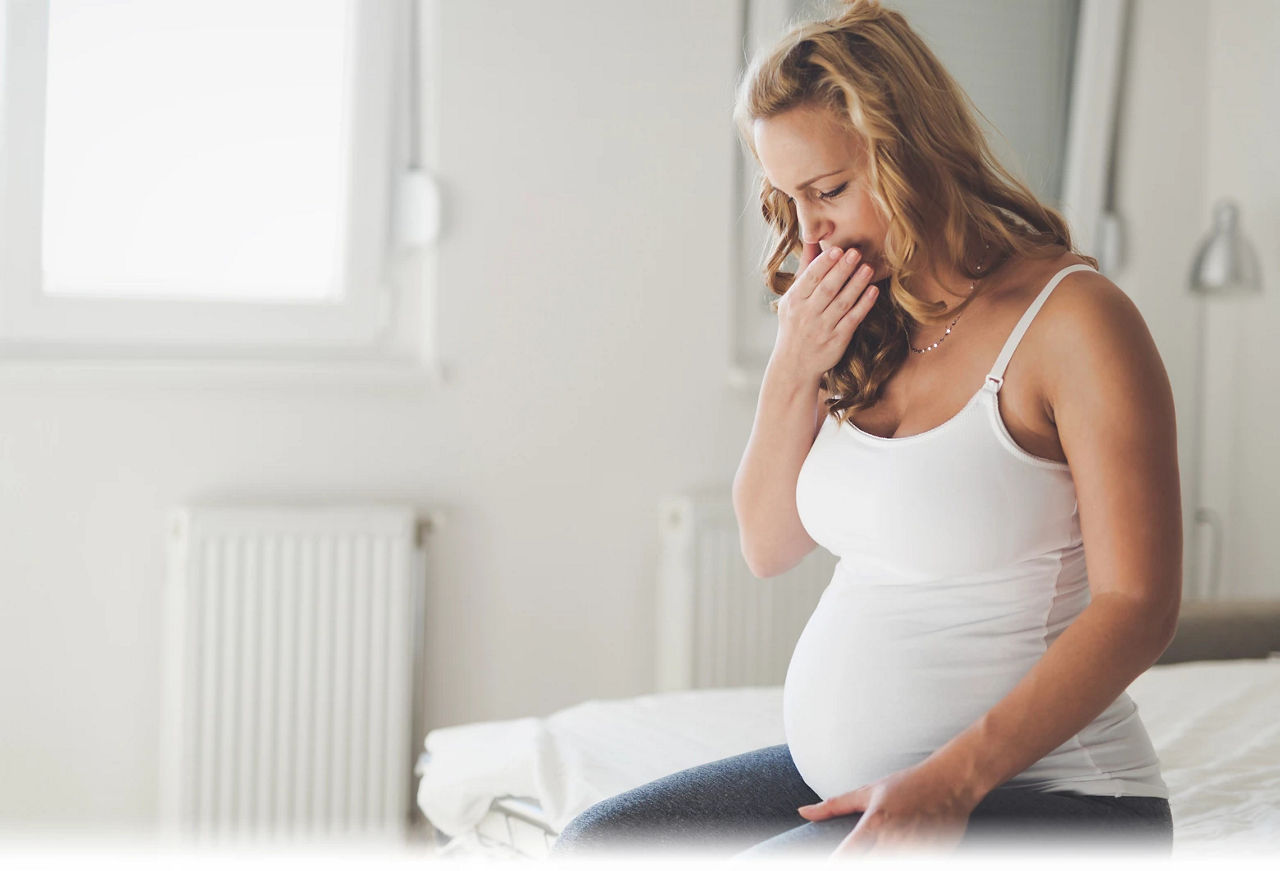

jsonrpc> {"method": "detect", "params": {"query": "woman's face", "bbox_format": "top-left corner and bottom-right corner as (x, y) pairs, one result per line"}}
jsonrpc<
(752, 104), (892, 282)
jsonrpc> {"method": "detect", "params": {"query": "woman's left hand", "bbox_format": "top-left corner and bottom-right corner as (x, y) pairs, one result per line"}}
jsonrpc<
(796, 757), (982, 857)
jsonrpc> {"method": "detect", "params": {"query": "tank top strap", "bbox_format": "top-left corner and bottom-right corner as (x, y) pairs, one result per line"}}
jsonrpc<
(984, 263), (1097, 392)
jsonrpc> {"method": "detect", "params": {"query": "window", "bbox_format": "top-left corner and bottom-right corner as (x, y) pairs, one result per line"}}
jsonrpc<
(0, 0), (439, 375)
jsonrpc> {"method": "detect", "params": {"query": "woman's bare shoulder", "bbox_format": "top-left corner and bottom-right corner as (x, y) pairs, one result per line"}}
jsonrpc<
(1029, 255), (1160, 417)
(1033, 254), (1144, 342)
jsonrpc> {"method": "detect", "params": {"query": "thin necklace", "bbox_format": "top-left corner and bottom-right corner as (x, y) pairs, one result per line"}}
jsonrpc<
(908, 243), (1002, 354)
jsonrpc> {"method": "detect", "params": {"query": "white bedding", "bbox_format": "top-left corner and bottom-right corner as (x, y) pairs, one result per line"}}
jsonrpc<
(416, 657), (1280, 855)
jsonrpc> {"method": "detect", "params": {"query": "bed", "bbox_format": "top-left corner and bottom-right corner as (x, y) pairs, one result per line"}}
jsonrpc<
(415, 598), (1280, 859)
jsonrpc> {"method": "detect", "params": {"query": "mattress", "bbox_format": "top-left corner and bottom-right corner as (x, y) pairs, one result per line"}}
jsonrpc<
(416, 656), (1280, 859)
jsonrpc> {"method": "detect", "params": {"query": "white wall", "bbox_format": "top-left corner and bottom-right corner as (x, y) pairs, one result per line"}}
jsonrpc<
(1201, 0), (1280, 600)
(1110, 0), (1279, 604)
(1, 0), (1272, 840)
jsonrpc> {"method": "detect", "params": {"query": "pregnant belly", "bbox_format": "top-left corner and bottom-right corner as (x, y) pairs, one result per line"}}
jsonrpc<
(782, 580), (1042, 799)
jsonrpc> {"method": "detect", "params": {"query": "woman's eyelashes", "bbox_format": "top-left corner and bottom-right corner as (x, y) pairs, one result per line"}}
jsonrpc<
(816, 183), (847, 201)
(777, 182), (847, 203)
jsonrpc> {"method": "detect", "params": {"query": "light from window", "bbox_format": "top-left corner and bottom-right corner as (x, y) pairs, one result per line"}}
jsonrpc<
(41, 0), (351, 302)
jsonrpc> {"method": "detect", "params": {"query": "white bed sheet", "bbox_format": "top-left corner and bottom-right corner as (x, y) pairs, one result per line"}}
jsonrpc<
(416, 658), (1280, 854)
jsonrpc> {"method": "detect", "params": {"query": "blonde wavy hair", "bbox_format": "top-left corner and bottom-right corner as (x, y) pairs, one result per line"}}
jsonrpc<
(733, 0), (1097, 421)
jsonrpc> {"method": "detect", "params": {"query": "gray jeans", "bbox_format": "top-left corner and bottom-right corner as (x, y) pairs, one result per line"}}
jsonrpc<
(549, 743), (1173, 859)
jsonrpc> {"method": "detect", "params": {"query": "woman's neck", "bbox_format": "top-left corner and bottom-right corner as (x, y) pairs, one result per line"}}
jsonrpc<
(904, 248), (1014, 310)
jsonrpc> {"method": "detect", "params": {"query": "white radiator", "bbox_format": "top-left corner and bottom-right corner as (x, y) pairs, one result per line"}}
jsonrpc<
(161, 504), (429, 844)
(655, 491), (838, 692)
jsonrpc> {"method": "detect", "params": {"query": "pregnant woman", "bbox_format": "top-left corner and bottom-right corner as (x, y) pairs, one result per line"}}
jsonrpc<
(552, 0), (1179, 858)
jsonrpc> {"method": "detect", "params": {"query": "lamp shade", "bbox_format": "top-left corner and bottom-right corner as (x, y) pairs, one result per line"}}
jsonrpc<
(1189, 199), (1263, 296)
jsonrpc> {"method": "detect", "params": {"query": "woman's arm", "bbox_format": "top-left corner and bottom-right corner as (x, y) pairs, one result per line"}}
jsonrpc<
(732, 356), (824, 578)
(929, 275), (1182, 803)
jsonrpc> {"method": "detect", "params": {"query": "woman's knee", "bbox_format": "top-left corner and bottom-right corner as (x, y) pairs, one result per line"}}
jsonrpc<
(550, 793), (668, 856)
(549, 746), (811, 857)
(549, 802), (601, 854)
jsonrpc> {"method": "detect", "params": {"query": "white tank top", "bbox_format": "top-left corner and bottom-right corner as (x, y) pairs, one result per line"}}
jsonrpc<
(786, 263), (1169, 800)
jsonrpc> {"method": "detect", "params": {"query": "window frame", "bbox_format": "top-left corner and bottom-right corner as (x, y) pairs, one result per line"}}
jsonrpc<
(0, 0), (438, 377)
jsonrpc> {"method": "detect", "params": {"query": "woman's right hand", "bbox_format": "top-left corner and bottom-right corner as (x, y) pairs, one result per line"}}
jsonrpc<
(772, 241), (880, 379)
